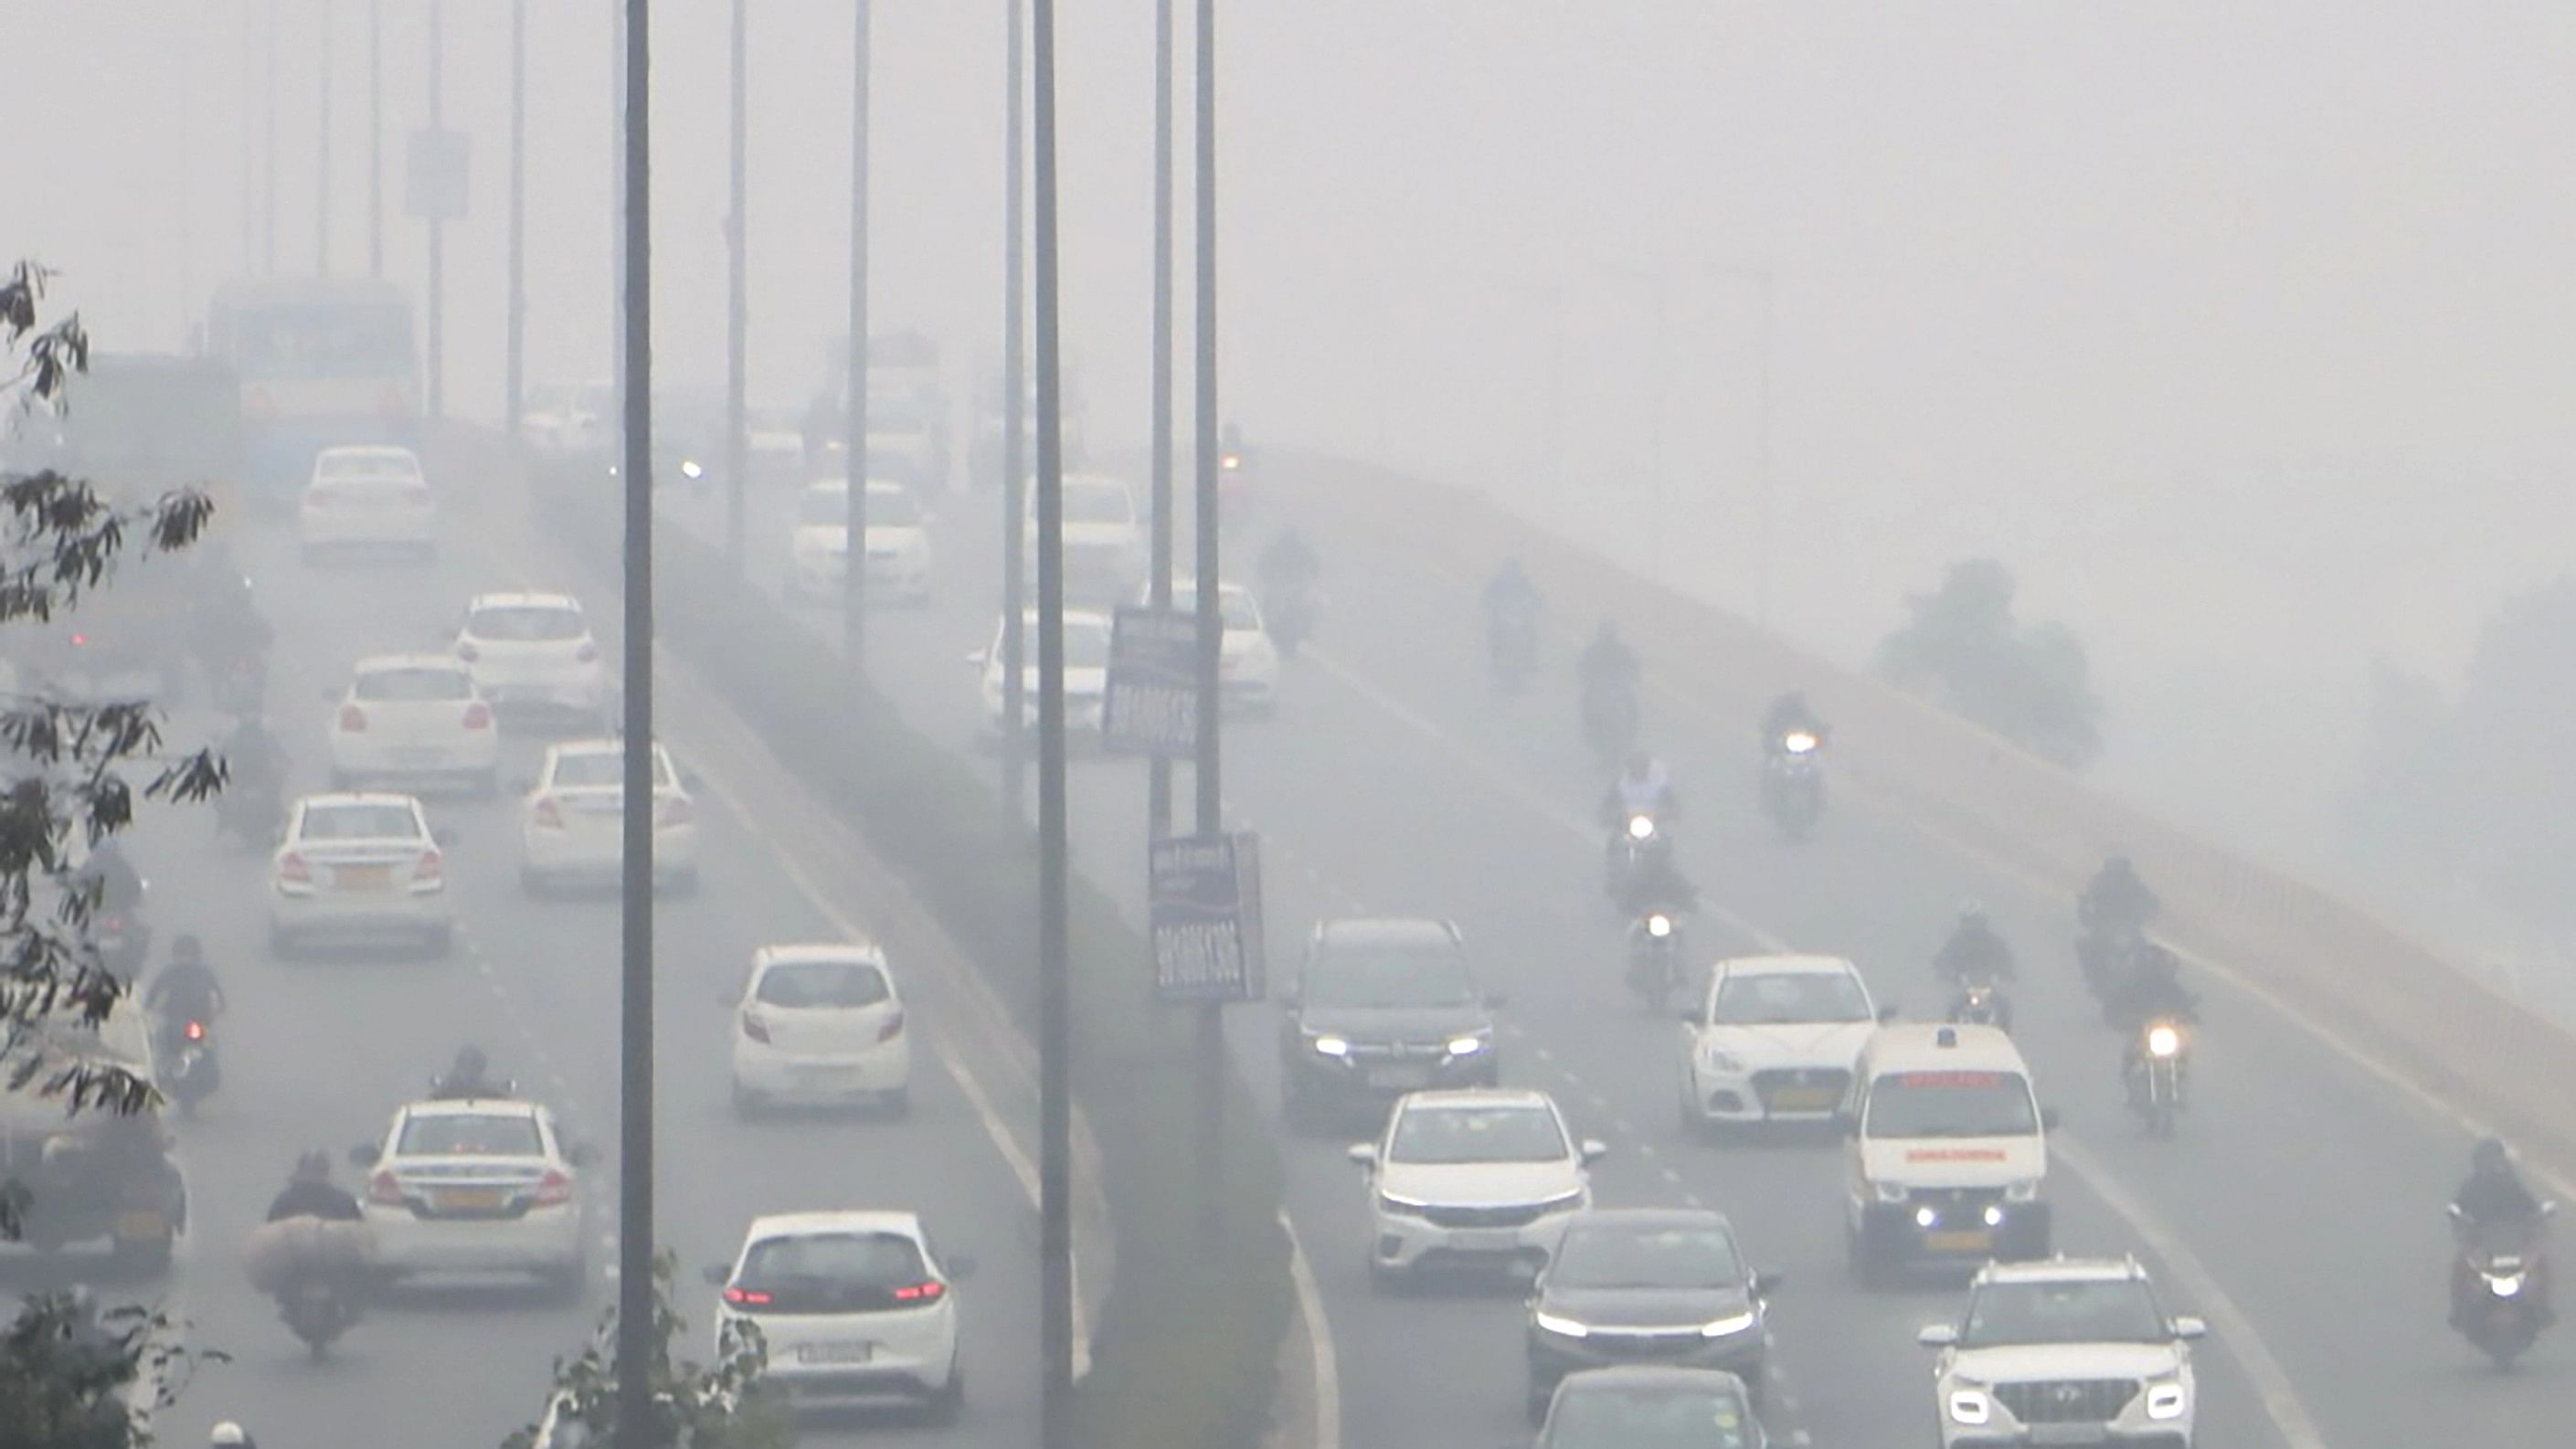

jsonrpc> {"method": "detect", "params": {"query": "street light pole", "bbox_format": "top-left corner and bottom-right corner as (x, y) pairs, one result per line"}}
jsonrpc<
(1190, 0), (1226, 1250)
(1752, 268), (1776, 626)
(315, 0), (331, 276)
(262, 0), (277, 275)
(724, 0), (748, 577)
(1147, 0), (1175, 838)
(506, 0), (527, 441)
(842, 0), (873, 669)
(425, 0), (446, 421)
(1001, 0), (1028, 806)
(367, 0), (382, 278)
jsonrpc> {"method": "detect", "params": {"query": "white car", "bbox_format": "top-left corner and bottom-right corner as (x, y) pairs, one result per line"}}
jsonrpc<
(727, 943), (914, 1117)
(706, 1211), (970, 1422)
(518, 738), (699, 895)
(972, 609), (1109, 738)
(1920, 1256), (2205, 1449)
(1679, 955), (1878, 1133)
(299, 445), (436, 560)
(1023, 473), (1144, 600)
(452, 591), (612, 724)
(268, 792), (452, 957)
(524, 381), (612, 460)
(788, 478), (934, 604)
(353, 1097), (594, 1297)
(1135, 577), (1279, 714)
(1349, 1088), (1605, 1289)
(325, 654), (500, 795)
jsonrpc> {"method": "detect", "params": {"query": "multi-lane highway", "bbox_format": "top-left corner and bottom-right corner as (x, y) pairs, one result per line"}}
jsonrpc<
(11, 476), (1051, 1447)
(655, 460), (2572, 1449)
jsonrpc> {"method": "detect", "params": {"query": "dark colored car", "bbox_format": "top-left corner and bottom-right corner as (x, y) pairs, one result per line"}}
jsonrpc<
(1534, 1366), (1767, 1449)
(1527, 1210), (1777, 1422)
(1277, 918), (1500, 1130)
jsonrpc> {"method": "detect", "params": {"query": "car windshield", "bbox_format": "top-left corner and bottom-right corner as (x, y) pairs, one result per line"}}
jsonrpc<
(755, 960), (892, 1010)
(1387, 1104), (1567, 1165)
(1552, 1222), (1743, 1291)
(317, 450), (420, 481)
(1002, 619), (1111, 671)
(355, 667), (472, 703)
(1064, 481), (1131, 525)
(1864, 1071), (2039, 1138)
(396, 1113), (544, 1158)
(1962, 1279), (2169, 1347)
(467, 605), (586, 642)
(1712, 971), (1871, 1025)
(1542, 1383), (1757, 1449)
(299, 803), (421, 841)
(734, 1232), (931, 1314)
(552, 751), (673, 790)
(1306, 941), (1478, 1010)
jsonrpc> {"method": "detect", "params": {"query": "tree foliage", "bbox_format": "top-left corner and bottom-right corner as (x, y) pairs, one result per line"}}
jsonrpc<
(1875, 557), (2104, 769)
(504, 1253), (794, 1449)
(0, 1294), (227, 1449)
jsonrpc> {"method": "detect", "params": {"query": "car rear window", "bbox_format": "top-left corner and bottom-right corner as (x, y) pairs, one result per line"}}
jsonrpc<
(355, 667), (472, 703)
(733, 1232), (932, 1314)
(550, 751), (673, 789)
(755, 960), (893, 1010)
(467, 605), (586, 642)
(396, 1114), (544, 1158)
(318, 450), (421, 481)
(299, 803), (422, 841)
(1542, 1382), (1755, 1449)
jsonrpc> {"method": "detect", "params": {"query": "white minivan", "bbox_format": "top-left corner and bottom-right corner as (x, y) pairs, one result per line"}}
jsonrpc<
(1841, 1022), (2054, 1286)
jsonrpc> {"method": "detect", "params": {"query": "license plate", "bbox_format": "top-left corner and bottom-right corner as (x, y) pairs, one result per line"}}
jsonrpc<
(1765, 1087), (1839, 1111)
(435, 1188), (505, 1212)
(335, 864), (394, 891)
(1366, 1065), (1432, 1089)
(1924, 1229), (1994, 1253)
(2030, 1427), (2108, 1446)
(798, 1341), (874, 1366)
(1446, 1229), (1521, 1252)
(115, 1211), (167, 1239)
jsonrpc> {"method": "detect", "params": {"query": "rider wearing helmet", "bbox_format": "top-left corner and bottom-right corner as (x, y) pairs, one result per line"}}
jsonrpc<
(1576, 619), (1640, 698)
(143, 935), (227, 1057)
(2080, 851), (2161, 938)
(266, 1151), (363, 1223)
(1761, 690), (1829, 749)
(1934, 901), (2017, 983)
(2452, 1137), (2552, 1330)
(429, 1044), (508, 1101)
(1603, 749), (1679, 826)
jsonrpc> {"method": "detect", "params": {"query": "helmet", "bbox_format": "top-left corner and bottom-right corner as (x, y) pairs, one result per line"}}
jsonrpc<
(171, 934), (204, 963)
(1957, 899), (1987, 924)
(454, 1044), (489, 1076)
(2475, 1137), (2513, 1174)
(292, 1150), (331, 1184)
(211, 1424), (251, 1448)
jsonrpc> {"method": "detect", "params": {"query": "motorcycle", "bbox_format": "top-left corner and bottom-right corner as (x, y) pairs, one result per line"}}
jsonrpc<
(2076, 919), (2145, 1005)
(1625, 909), (1687, 1013)
(1603, 810), (1668, 901)
(1946, 978), (2013, 1031)
(214, 777), (281, 849)
(1266, 580), (1317, 661)
(1582, 683), (1641, 770)
(279, 1264), (365, 1359)
(1759, 731), (1826, 841)
(157, 1017), (221, 1116)
(2125, 1018), (2189, 1138)
(2450, 1202), (2556, 1369)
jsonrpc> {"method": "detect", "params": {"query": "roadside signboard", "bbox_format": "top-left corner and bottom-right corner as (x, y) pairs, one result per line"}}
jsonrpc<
(1103, 605), (1197, 756)
(1150, 831), (1266, 1004)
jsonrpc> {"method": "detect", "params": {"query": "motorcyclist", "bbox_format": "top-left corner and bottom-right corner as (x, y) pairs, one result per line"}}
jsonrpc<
(1577, 620), (1641, 699)
(1760, 690), (1829, 749)
(2109, 943), (2200, 1031)
(266, 1151), (363, 1223)
(1617, 848), (1699, 922)
(1256, 528), (1320, 597)
(143, 935), (226, 1055)
(429, 1044), (509, 1101)
(1934, 901), (2017, 983)
(1602, 750), (1680, 826)
(2079, 851), (2161, 939)
(1484, 559), (1542, 627)
(210, 1423), (258, 1449)
(2452, 1137), (2552, 1329)
(81, 838), (144, 916)
(222, 714), (286, 795)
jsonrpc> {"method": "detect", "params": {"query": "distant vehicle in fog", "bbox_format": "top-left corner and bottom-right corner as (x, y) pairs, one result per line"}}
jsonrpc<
(325, 654), (500, 797)
(451, 591), (613, 727)
(267, 792), (454, 958)
(790, 478), (934, 605)
(350, 1096), (596, 1301)
(205, 276), (418, 504)
(517, 738), (700, 897)
(725, 943), (914, 1118)
(971, 609), (1111, 741)
(297, 445), (437, 563)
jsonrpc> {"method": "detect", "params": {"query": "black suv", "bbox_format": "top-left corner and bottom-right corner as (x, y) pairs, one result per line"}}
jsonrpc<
(1278, 918), (1500, 1130)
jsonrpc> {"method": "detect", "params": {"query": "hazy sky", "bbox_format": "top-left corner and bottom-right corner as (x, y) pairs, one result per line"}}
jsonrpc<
(17, 1), (2576, 873)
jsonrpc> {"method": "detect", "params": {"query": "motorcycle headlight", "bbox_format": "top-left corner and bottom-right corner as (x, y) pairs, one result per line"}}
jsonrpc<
(2491, 1273), (2527, 1298)
(1782, 732), (1818, 755)
(1646, 914), (1673, 938)
(1444, 1033), (1489, 1058)
(2145, 1381), (2189, 1421)
(1699, 1309), (1757, 1338)
(1874, 1180), (1912, 1205)
(2005, 1178), (2042, 1202)
(1627, 814), (1656, 841)
(1532, 1309), (1590, 1339)
(2147, 1023), (2183, 1058)
(680, 459), (705, 480)
(1946, 1389), (1991, 1425)
(1309, 1035), (1352, 1059)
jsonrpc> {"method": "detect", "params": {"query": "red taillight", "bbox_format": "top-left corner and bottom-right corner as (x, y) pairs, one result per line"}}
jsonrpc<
(739, 1011), (770, 1044)
(533, 1169), (573, 1207)
(722, 1285), (771, 1308)
(183, 1020), (207, 1042)
(366, 1169), (403, 1206)
(279, 852), (312, 884)
(455, 640), (480, 662)
(416, 849), (444, 883)
(575, 641), (599, 663)
(893, 1280), (947, 1304)
(338, 703), (367, 732)
(657, 795), (693, 826)
(532, 798), (564, 829)
(877, 1010), (906, 1043)
(69, 632), (89, 647)
(461, 701), (493, 730)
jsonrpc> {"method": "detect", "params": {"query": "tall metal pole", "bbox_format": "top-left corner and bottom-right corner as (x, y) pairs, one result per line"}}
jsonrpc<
(723, 0), (748, 576)
(841, 0), (873, 668)
(610, 0), (625, 435)
(240, 3), (255, 272)
(1753, 269), (1776, 626)
(367, 0), (382, 278)
(612, 0), (657, 1443)
(262, 0), (278, 275)
(1000, 0), (1028, 806)
(1031, 0), (1074, 1438)
(1647, 275), (1668, 584)
(1146, 0), (1176, 839)
(425, 0), (447, 420)
(1190, 0), (1226, 1250)
(315, 0), (332, 275)
(506, 0), (527, 440)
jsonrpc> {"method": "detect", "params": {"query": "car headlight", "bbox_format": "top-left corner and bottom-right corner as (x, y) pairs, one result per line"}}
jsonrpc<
(1946, 1389), (1991, 1426)
(1375, 1190), (1430, 1218)
(1698, 1045), (1745, 1074)
(1444, 1033), (1489, 1058)
(1913, 1205), (1940, 1229)
(680, 459), (705, 480)
(1699, 1310), (1757, 1338)
(2005, 1178), (2041, 1202)
(1309, 1035), (1352, 1058)
(1874, 1180), (1911, 1205)
(2145, 1381), (2189, 1421)
(1532, 1309), (1590, 1339)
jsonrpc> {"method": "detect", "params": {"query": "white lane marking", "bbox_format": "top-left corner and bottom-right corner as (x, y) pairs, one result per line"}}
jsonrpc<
(1280, 1211), (1342, 1449)
(2054, 1133), (2327, 1449)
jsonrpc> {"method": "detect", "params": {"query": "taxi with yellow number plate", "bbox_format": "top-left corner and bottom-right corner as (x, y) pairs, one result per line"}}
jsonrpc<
(351, 1097), (596, 1299)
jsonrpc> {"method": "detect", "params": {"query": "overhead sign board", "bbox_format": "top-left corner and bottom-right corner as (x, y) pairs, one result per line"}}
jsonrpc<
(1150, 831), (1266, 1005)
(406, 128), (470, 221)
(1103, 605), (1197, 756)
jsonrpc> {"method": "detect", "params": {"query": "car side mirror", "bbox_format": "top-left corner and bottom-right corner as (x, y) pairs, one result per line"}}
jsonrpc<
(2446, 1202), (2466, 1225)
(701, 1264), (729, 1287)
(1752, 1271), (1783, 1298)
(2041, 1106), (2062, 1131)
(567, 1143), (600, 1169)
(1916, 1324), (1959, 1349)
(948, 1253), (979, 1281)
(2545, 1200), (2561, 1221)
(2170, 1316), (2209, 1341)
(1579, 1139), (1609, 1164)
(1345, 1143), (1376, 1172)
(348, 1142), (378, 1168)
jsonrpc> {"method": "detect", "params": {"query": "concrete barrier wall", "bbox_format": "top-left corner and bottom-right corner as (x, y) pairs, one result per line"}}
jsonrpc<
(1287, 452), (2576, 1179)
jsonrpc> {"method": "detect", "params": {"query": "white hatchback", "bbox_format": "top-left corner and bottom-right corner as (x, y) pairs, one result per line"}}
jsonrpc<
(453, 592), (612, 724)
(972, 610), (1110, 739)
(1137, 577), (1280, 714)
(299, 446), (436, 560)
(268, 792), (451, 957)
(325, 654), (500, 795)
(1350, 1088), (1605, 1288)
(518, 738), (699, 894)
(788, 478), (934, 604)
(1679, 956), (1879, 1132)
(727, 944), (914, 1117)
(353, 1097), (593, 1298)
(706, 1211), (970, 1423)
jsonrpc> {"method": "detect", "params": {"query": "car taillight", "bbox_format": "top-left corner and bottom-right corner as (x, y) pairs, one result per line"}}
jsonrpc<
(455, 640), (480, 662)
(183, 1020), (207, 1042)
(575, 641), (599, 663)
(657, 795), (693, 826)
(69, 632), (89, 647)
(740, 1011), (770, 1044)
(533, 1169), (573, 1207)
(461, 701), (493, 730)
(532, 798), (564, 829)
(338, 703), (367, 732)
(366, 1169), (403, 1206)
(877, 1010), (905, 1043)
(722, 1285), (771, 1308)
(893, 1280), (947, 1304)
(279, 852), (312, 884)
(416, 849), (444, 883)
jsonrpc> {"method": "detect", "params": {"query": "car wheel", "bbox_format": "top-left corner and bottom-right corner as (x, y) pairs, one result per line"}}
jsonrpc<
(1845, 1224), (1882, 1290)
(924, 1360), (964, 1426)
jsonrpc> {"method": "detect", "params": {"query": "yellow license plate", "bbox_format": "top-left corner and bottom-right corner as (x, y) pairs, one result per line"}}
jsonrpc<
(1765, 1087), (1838, 1110)
(335, 864), (395, 890)
(116, 1211), (167, 1239)
(436, 1188), (505, 1211)
(1924, 1229), (1994, 1253)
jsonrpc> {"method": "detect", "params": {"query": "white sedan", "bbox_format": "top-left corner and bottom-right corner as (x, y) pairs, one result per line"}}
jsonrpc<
(1350, 1088), (1604, 1288)
(788, 478), (933, 604)
(268, 792), (452, 957)
(325, 654), (500, 795)
(705, 1211), (970, 1422)
(1136, 577), (1280, 714)
(299, 446), (436, 560)
(1678, 955), (1878, 1132)
(518, 738), (699, 895)
(352, 1097), (593, 1298)
(727, 943), (914, 1117)
(1023, 473), (1145, 601)
(452, 591), (613, 724)
(972, 609), (1109, 739)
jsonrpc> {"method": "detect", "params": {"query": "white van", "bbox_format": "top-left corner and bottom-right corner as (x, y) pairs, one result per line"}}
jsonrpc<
(1841, 1022), (2054, 1285)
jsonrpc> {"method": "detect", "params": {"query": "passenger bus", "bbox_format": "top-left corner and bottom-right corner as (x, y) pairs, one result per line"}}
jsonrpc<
(205, 277), (419, 502)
